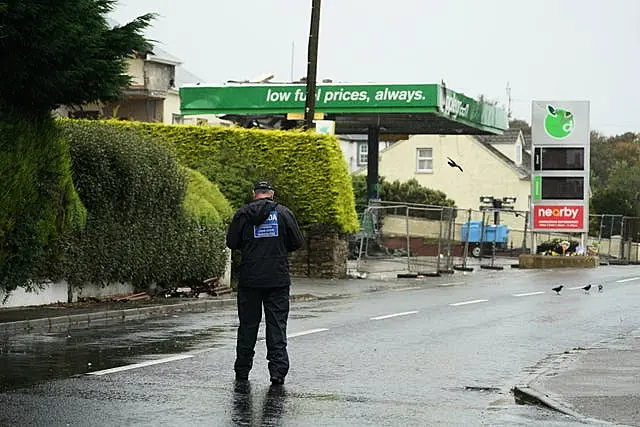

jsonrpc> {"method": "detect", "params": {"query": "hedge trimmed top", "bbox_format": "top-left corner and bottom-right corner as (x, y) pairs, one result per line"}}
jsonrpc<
(95, 121), (359, 234)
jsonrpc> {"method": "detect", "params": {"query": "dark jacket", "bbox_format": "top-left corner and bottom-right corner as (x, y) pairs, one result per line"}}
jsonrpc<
(226, 198), (304, 288)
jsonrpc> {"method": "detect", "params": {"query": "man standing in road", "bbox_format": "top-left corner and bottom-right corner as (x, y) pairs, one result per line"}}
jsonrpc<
(226, 180), (304, 385)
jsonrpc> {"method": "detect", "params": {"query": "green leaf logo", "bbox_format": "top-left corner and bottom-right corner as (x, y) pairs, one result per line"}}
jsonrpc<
(544, 105), (574, 139)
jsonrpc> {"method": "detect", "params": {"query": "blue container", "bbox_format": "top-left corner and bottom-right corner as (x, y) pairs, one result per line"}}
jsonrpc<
(460, 220), (483, 242)
(460, 221), (509, 243)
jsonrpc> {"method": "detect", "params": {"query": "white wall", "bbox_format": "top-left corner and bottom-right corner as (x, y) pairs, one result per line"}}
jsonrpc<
(1, 254), (232, 309)
(0, 281), (134, 308)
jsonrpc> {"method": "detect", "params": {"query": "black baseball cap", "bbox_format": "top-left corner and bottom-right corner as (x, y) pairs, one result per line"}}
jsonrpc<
(254, 180), (274, 191)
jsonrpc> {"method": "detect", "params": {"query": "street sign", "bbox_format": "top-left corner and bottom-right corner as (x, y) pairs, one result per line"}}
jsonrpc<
(531, 101), (590, 233)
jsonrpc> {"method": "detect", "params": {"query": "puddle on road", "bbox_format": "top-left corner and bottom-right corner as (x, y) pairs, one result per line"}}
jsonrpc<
(0, 317), (236, 392)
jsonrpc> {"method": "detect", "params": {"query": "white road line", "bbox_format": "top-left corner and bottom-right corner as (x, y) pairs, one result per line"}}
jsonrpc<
(370, 311), (418, 320)
(513, 291), (546, 297)
(87, 354), (194, 376)
(449, 299), (488, 307)
(568, 286), (585, 290)
(90, 329), (331, 376)
(616, 277), (640, 283)
(287, 328), (329, 338)
(394, 286), (422, 291)
(438, 282), (464, 287)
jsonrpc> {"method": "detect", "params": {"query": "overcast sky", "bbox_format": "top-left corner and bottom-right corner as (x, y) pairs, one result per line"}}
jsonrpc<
(111, 0), (639, 136)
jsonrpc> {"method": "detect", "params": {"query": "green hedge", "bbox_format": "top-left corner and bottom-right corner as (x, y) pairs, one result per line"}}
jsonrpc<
(0, 112), (86, 294)
(183, 167), (233, 227)
(57, 120), (230, 288)
(94, 120), (359, 233)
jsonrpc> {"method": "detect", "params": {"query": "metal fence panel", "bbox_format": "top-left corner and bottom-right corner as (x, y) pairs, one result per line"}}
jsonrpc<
(351, 200), (640, 276)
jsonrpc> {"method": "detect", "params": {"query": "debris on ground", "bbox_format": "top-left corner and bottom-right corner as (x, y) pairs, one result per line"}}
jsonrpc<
(164, 277), (232, 298)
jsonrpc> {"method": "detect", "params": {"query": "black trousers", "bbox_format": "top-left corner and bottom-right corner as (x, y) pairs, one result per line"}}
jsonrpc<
(234, 286), (290, 379)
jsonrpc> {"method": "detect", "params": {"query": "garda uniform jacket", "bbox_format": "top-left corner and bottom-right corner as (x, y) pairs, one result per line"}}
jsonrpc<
(226, 198), (304, 288)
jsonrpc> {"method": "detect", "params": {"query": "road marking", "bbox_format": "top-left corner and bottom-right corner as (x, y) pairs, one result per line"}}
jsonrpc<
(449, 299), (488, 307)
(438, 282), (464, 287)
(87, 354), (194, 376)
(287, 328), (329, 338)
(394, 286), (422, 291)
(513, 291), (546, 297)
(616, 277), (640, 283)
(370, 311), (418, 320)
(568, 286), (586, 290)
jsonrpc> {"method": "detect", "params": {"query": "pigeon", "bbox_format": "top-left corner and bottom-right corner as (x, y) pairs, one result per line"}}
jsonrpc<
(447, 157), (463, 172)
(552, 285), (563, 295)
(582, 284), (592, 293)
(598, 284), (603, 292)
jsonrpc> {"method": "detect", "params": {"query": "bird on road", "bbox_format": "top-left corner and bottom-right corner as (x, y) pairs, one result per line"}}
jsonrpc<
(583, 284), (592, 293)
(447, 157), (463, 172)
(598, 284), (603, 292)
(552, 285), (563, 295)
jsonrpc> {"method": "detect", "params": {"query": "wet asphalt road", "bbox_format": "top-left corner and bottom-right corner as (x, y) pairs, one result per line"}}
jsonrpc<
(2, 266), (640, 426)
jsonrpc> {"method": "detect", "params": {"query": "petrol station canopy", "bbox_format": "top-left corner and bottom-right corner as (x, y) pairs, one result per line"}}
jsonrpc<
(179, 82), (509, 135)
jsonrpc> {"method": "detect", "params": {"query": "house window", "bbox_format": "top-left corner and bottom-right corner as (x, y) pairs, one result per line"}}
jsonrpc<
(358, 142), (368, 166)
(416, 148), (433, 172)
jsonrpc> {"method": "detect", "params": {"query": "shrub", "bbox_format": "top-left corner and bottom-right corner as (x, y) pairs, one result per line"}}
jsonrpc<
(56, 120), (230, 289)
(0, 112), (85, 294)
(351, 174), (455, 213)
(94, 121), (359, 233)
(379, 177), (455, 208)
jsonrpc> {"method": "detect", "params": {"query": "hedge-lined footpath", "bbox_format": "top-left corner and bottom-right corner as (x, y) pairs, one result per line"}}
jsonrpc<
(97, 120), (359, 234)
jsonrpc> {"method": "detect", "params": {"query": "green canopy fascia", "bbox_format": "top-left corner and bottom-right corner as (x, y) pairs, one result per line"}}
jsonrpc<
(179, 83), (508, 135)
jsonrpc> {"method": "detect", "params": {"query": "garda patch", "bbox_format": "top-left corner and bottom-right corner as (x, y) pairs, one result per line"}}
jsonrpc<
(254, 210), (279, 238)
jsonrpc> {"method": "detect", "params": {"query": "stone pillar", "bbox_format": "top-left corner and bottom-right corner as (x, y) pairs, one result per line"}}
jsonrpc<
(290, 225), (348, 279)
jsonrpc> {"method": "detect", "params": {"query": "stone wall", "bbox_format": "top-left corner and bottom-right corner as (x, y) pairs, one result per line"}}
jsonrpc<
(290, 226), (348, 279)
(518, 254), (599, 269)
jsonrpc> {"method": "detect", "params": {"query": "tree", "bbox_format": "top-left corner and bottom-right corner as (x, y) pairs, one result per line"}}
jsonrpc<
(0, 1), (155, 115)
(508, 119), (531, 133)
(0, 1), (154, 294)
(591, 187), (635, 217)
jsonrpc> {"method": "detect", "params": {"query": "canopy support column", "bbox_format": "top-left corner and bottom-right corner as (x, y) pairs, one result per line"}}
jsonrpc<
(366, 125), (380, 203)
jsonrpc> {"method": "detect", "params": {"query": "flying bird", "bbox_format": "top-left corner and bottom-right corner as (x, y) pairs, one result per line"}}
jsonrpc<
(552, 285), (563, 295)
(583, 284), (592, 293)
(598, 284), (603, 292)
(447, 157), (463, 172)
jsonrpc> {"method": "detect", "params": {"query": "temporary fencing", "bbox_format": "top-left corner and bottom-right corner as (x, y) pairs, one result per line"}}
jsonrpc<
(351, 201), (640, 277)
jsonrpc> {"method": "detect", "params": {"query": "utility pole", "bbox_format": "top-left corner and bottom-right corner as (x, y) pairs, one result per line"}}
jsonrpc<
(303, 0), (321, 130)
